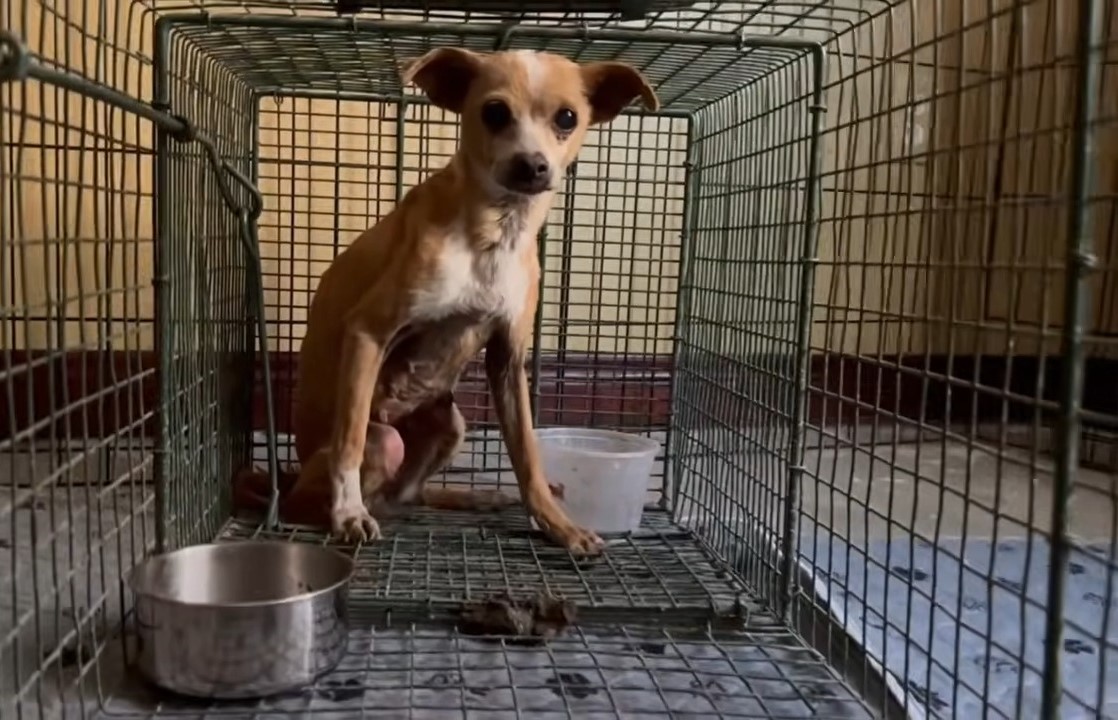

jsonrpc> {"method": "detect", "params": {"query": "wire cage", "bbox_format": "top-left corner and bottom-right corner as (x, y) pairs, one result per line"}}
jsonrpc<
(1, 0), (1116, 718)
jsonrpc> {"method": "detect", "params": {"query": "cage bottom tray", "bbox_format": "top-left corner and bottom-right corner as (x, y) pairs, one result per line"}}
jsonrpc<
(97, 624), (876, 719)
(79, 507), (875, 718)
(216, 507), (758, 624)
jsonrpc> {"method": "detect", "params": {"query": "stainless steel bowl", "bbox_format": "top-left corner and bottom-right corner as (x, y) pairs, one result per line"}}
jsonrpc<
(127, 541), (354, 699)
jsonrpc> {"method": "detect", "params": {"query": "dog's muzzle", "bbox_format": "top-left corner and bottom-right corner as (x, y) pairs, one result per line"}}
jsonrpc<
(502, 152), (552, 195)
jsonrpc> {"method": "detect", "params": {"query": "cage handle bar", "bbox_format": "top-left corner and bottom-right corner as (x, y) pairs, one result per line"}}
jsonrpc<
(232, 210), (280, 528)
(1, 28), (281, 527)
(166, 113), (264, 221)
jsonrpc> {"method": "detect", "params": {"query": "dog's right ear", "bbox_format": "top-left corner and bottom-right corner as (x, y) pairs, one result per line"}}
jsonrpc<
(401, 48), (481, 114)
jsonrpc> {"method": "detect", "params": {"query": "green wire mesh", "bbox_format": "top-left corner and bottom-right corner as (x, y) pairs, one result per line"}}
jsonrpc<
(2, 1), (1117, 719)
(171, 18), (807, 114)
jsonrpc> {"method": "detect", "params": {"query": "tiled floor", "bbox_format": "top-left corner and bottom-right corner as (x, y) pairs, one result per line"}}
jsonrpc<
(799, 437), (1116, 544)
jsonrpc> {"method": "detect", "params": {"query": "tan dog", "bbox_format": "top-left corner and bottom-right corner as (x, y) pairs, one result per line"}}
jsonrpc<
(235, 48), (658, 556)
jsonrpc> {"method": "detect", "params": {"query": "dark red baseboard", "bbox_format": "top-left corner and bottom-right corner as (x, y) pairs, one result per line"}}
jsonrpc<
(1, 350), (160, 443)
(808, 353), (1116, 430)
(0, 350), (675, 442)
(250, 353), (674, 434)
(2, 350), (1114, 443)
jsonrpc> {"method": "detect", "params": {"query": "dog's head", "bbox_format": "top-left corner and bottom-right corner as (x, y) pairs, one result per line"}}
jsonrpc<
(402, 48), (658, 198)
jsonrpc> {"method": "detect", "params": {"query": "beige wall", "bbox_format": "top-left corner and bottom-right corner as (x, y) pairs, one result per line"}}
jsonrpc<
(2, 0), (155, 350)
(4, 0), (1115, 361)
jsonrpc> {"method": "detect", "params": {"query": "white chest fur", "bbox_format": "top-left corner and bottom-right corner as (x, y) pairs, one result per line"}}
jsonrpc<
(410, 236), (531, 323)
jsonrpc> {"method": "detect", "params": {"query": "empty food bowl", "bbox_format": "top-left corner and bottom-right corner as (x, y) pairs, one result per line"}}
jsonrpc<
(127, 541), (354, 699)
(536, 427), (661, 535)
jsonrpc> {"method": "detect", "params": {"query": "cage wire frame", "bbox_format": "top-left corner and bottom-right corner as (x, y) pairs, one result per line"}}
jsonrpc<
(151, 14), (284, 550)
(1, 1), (1117, 718)
(0, 21), (275, 712)
(146, 13), (828, 612)
(149, 10), (828, 529)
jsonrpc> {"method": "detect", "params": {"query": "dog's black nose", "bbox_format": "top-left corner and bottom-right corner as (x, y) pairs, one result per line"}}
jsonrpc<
(506, 152), (551, 193)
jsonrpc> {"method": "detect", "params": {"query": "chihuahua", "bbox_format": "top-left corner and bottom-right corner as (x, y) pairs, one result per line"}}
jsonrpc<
(234, 48), (658, 556)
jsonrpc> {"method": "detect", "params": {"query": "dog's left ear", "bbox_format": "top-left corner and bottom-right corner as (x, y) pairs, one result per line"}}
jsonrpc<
(401, 47), (482, 113)
(580, 62), (659, 124)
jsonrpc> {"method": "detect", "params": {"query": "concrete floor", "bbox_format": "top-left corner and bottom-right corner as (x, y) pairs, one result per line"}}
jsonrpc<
(1, 424), (1115, 717)
(800, 436), (1117, 545)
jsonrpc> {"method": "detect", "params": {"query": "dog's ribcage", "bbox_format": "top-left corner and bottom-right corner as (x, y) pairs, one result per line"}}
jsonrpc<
(373, 233), (531, 422)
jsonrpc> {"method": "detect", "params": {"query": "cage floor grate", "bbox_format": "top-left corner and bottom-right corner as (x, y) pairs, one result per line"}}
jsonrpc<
(217, 508), (756, 624)
(97, 624), (875, 719)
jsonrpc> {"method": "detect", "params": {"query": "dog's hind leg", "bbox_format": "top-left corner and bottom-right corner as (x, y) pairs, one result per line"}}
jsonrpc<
(280, 424), (405, 533)
(386, 395), (518, 512)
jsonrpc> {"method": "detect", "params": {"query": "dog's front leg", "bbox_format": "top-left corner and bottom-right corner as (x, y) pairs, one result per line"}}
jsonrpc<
(485, 329), (604, 556)
(329, 314), (399, 543)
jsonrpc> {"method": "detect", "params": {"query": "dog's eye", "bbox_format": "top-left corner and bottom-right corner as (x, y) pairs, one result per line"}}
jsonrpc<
(481, 100), (513, 132)
(554, 108), (578, 132)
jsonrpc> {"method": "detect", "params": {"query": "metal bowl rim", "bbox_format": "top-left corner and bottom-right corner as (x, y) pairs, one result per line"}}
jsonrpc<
(126, 541), (355, 609)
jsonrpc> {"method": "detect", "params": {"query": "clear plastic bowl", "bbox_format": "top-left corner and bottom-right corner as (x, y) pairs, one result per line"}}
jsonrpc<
(536, 427), (661, 535)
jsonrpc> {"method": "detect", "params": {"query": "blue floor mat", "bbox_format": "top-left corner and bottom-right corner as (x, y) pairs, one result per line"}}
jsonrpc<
(798, 522), (1118, 719)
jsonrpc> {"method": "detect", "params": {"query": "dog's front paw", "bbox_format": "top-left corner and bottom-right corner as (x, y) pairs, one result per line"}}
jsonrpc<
(528, 496), (604, 557)
(330, 503), (381, 543)
(554, 523), (605, 557)
(537, 516), (604, 557)
(330, 468), (381, 543)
